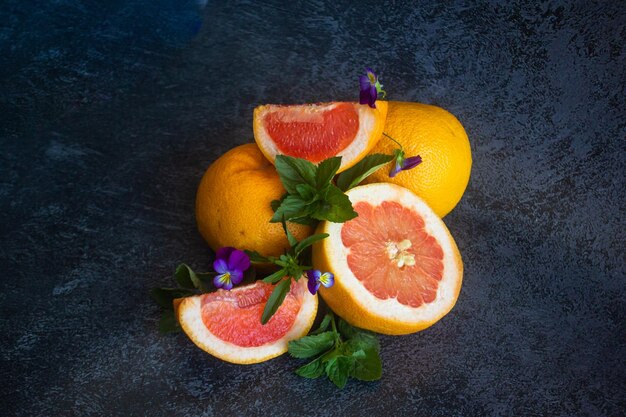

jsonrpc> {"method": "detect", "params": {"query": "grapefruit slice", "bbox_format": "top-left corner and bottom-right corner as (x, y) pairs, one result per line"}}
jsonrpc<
(253, 101), (388, 172)
(176, 278), (317, 364)
(312, 183), (463, 335)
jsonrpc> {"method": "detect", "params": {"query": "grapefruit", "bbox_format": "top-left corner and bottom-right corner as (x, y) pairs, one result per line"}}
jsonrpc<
(196, 143), (312, 258)
(177, 278), (318, 364)
(253, 101), (388, 172)
(365, 102), (471, 217)
(312, 183), (463, 335)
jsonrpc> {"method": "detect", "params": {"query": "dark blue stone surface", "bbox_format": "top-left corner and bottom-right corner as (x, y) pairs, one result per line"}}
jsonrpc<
(1, 1), (624, 415)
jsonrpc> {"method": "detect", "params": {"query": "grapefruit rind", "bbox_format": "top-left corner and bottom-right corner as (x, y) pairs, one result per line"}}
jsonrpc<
(313, 183), (463, 335)
(253, 102), (388, 173)
(176, 279), (318, 364)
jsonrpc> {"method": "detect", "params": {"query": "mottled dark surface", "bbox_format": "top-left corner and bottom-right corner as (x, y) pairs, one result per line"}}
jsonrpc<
(1, 1), (625, 416)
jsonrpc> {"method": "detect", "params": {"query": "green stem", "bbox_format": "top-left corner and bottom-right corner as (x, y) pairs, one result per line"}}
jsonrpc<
(382, 132), (403, 151)
(329, 311), (341, 344)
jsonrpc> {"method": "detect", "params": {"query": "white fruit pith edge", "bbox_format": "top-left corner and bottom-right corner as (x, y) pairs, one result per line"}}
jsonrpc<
(178, 279), (318, 364)
(254, 102), (378, 171)
(324, 183), (462, 324)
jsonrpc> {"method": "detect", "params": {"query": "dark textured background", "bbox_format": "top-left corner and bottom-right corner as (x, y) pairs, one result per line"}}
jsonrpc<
(1, 1), (625, 416)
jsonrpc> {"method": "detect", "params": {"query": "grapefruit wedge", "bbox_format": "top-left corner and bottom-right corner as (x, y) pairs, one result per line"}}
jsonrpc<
(253, 101), (388, 172)
(176, 279), (317, 364)
(312, 183), (463, 335)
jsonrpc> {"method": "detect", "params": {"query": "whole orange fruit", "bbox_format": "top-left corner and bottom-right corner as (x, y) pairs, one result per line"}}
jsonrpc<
(365, 102), (472, 217)
(196, 143), (312, 258)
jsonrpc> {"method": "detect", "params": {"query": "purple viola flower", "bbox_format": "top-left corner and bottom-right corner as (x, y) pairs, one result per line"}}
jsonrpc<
(359, 68), (386, 108)
(389, 154), (423, 178)
(212, 247), (251, 290)
(306, 269), (335, 295)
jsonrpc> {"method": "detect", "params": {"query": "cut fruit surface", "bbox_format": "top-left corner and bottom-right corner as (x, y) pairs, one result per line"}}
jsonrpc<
(312, 183), (463, 335)
(177, 279), (317, 364)
(253, 101), (388, 172)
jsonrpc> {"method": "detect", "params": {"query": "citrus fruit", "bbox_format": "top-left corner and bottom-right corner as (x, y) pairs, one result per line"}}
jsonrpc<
(177, 278), (317, 364)
(364, 102), (471, 217)
(253, 101), (388, 172)
(196, 143), (312, 258)
(312, 183), (463, 335)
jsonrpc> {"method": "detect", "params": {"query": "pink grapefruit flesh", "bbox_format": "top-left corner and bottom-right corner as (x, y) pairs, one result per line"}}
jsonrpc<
(200, 281), (304, 347)
(264, 102), (359, 162)
(341, 201), (444, 308)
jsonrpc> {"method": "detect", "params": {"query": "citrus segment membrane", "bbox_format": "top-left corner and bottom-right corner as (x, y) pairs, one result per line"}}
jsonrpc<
(201, 281), (303, 347)
(342, 201), (444, 308)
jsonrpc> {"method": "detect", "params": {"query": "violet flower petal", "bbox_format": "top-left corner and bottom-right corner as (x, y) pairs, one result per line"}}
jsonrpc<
(359, 89), (370, 105)
(227, 249), (250, 272)
(319, 272), (334, 288)
(306, 269), (322, 281)
(389, 160), (402, 178)
(213, 273), (228, 289)
(216, 246), (235, 261)
(307, 278), (321, 295)
(213, 258), (228, 274)
(230, 269), (244, 285)
(367, 85), (377, 108)
(402, 155), (422, 171)
(359, 75), (371, 92)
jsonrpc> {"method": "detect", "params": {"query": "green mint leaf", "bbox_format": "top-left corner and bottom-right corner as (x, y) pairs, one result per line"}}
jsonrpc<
(325, 356), (353, 389)
(350, 347), (382, 381)
(271, 195), (286, 212)
(286, 215), (319, 226)
(288, 331), (336, 358)
(351, 348), (367, 360)
(281, 218), (298, 247)
(294, 233), (329, 256)
(296, 184), (318, 203)
(151, 287), (196, 310)
(275, 155), (317, 194)
(262, 268), (287, 284)
(336, 153), (394, 191)
(316, 156), (342, 188)
(261, 278), (292, 324)
(270, 195), (309, 223)
(158, 310), (181, 334)
(312, 184), (358, 223)
(174, 264), (214, 291)
(337, 318), (358, 339)
(195, 272), (215, 289)
(295, 356), (325, 379)
(338, 320), (380, 351)
(245, 250), (271, 263)
(310, 313), (333, 335)
(348, 332), (380, 353)
(174, 263), (199, 289)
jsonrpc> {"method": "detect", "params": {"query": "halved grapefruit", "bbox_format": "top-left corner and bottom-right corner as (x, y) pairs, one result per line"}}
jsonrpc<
(176, 278), (317, 364)
(253, 101), (388, 172)
(312, 183), (463, 335)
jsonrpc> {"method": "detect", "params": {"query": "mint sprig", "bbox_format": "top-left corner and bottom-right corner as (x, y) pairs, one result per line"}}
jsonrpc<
(246, 221), (329, 324)
(288, 312), (382, 388)
(272, 153), (397, 224)
(272, 155), (357, 224)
